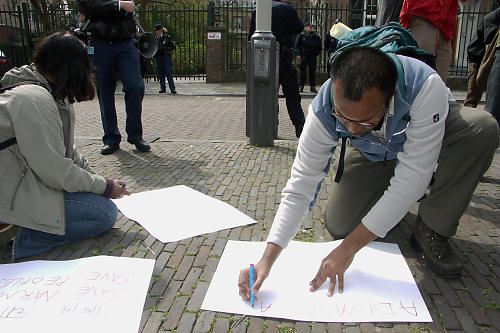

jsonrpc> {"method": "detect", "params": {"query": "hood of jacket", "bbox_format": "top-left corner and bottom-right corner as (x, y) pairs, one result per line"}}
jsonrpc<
(2, 64), (51, 90)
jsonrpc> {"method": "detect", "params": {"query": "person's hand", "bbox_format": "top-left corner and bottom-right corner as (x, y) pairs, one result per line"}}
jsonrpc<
(119, 1), (135, 13)
(309, 244), (355, 296)
(109, 180), (131, 199)
(296, 55), (301, 61)
(238, 261), (272, 301)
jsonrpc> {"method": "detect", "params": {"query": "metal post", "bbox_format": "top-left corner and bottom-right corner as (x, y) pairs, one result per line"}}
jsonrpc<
(246, 0), (279, 147)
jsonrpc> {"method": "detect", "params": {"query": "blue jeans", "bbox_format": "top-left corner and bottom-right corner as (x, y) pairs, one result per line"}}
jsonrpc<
(12, 192), (118, 261)
(155, 54), (176, 92)
(90, 38), (145, 145)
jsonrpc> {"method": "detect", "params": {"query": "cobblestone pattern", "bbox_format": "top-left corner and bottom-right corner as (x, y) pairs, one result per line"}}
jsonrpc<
(0, 91), (498, 332)
(73, 96), (313, 142)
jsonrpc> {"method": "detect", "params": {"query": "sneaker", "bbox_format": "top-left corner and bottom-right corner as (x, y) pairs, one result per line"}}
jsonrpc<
(159, 90), (166, 94)
(299, 86), (304, 93)
(310, 86), (317, 93)
(411, 215), (462, 278)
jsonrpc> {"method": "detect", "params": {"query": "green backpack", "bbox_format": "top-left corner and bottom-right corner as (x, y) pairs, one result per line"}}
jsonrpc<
(330, 22), (435, 68)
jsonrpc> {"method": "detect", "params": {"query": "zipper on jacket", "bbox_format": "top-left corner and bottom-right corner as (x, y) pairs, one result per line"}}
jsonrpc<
(10, 166), (27, 210)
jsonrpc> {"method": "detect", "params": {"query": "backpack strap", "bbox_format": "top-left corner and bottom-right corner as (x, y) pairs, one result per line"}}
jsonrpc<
(387, 53), (406, 101)
(0, 81), (50, 151)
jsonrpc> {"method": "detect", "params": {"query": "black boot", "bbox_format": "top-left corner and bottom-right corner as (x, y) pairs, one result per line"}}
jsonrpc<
(411, 215), (462, 278)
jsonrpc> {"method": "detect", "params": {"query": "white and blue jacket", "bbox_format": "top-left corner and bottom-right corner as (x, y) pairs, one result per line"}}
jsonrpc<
(268, 55), (453, 248)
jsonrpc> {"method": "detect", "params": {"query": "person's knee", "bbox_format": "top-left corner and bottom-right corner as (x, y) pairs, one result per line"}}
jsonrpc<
(324, 213), (357, 239)
(102, 199), (118, 229)
(474, 111), (500, 147)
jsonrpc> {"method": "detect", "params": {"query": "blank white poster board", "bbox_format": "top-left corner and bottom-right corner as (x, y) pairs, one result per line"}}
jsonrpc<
(0, 256), (154, 333)
(202, 240), (432, 323)
(113, 186), (255, 243)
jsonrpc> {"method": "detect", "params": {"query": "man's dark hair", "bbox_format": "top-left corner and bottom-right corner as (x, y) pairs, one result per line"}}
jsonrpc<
(330, 46), (398, 106)
(33, 32), (95, 104)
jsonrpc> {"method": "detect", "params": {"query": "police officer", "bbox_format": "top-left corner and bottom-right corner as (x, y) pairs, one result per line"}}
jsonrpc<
(154, 24), (177, 94)
(76, 0), (150, 155)
(296, 22), (322, 93)
(248, 0), (306, 138)
(324, 20), (340, 74)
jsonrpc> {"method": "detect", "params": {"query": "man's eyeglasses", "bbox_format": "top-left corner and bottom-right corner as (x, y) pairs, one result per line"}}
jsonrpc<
(331, 104), (386, 129)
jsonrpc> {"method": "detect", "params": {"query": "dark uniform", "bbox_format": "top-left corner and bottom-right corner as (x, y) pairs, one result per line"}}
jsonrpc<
(248, 0), (305, 138)
(296, 24), (322, 92)
(324, 29), (339, 74)
(154, 25), (177, 94)
(76, 0), (150, 154)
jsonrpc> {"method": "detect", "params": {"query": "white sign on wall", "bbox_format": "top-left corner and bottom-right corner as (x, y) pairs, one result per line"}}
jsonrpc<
(208, 32), (222, 40)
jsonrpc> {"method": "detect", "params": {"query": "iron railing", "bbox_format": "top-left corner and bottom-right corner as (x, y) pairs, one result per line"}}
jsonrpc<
(0, 1), (497, 79)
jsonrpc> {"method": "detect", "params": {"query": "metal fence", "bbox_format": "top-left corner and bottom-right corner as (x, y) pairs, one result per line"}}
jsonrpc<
(0, 3), (207, 80)
(0, 1), (497, 79)
(211, 0), (497, 77)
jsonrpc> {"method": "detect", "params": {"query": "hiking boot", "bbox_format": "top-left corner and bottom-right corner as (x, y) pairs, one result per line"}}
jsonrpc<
(411, 215), (462, 278)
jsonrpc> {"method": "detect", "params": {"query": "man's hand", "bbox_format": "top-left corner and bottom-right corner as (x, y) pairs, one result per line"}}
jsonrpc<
(109, 180), (131, 199)
(309, 244), (355, 296)
(119, 1), (135, 13)
(238, 261), (271, 301)
(309, 223), (377, 296)
(238, 242), (282, 301)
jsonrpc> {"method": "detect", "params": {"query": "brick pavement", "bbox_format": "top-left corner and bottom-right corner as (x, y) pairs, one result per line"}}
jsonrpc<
(0, 79), (498, 333)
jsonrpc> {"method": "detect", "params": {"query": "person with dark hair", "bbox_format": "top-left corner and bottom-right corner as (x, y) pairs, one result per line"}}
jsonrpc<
(76, 0), (151, 155)
(248, 0), (306, 138)
(296, 22), (322, 93)
(0, 33), (129, 261)
(153, 24), (177, 94)
(238, 46), (498, 298)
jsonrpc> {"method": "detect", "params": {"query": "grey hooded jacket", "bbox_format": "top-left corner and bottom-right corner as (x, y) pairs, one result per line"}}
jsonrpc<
(0, 65), (107, 235)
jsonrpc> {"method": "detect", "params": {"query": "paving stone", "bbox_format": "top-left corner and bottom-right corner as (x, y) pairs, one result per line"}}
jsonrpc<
(150, 267), (176, 297)
(200, 257), (219, 281)
(179, 267), (203, 296)
(431, 294), (461, 330)
(167, 244), (187, 268)
(192, 311), (216, 333)
(161, 295), (189, 330)
(453, 307), (481, 333)
(211, 317), (230, 332)
(456, 290), (491, 325)
(326, 323), (343, 332)
(193, 245), (210, 267)
(173, 255), (195, 280)
(186, 281), (210, 311)
(141, 311), (164, 333)
(157, 280), (182, 312)
(176, 312), (197, 333)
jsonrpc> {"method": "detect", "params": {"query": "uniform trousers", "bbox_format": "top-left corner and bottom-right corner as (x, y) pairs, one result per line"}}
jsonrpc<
(279, 61), (305, 128)
(91, 38), (145, 146)
(298, 55), (317, 88)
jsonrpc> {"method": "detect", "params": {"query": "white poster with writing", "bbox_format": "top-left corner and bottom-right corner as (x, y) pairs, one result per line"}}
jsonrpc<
(202, 240), (432, 323)
(113, 185), (256, 243)
(0, 256), (155, 333)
